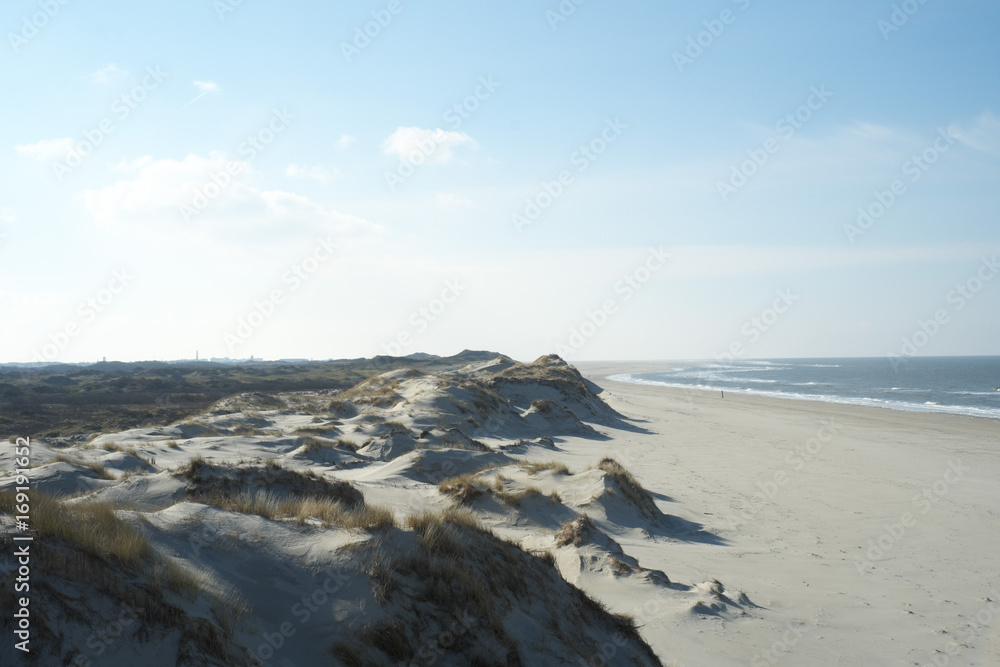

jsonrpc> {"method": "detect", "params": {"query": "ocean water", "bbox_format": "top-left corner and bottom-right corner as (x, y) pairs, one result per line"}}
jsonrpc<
(609, 357), (1000, 420)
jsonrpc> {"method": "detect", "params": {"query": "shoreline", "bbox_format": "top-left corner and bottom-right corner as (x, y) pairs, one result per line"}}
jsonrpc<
(578, 360), (1000, 424)
(4, 355), (997, 665)
(565, 362), (1000, 665)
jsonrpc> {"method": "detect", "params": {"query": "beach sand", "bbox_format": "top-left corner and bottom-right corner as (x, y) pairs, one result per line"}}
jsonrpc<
(570, 362), (1000, 666)
(4, 356), (998, 666)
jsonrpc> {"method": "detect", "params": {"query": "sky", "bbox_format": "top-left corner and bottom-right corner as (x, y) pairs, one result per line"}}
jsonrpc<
(1, 0), (999, 364)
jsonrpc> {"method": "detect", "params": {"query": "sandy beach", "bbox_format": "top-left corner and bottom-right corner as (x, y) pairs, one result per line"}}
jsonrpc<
(3, 354), (999, 666)
(574, 363), (1000, 666)
(8, 0), (998, 663)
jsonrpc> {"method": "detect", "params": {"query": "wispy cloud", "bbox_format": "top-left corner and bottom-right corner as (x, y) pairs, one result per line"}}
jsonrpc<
(381, 127), (477, 164)
(193, 80), (221, 95)
(88, 63), (128, 84)
(180, 81), (221, 111)
(949, 112), (1000, 156)
(336, 134), (357, 150)
(14, 137), (75, 162)
(84, 152), (378, 239)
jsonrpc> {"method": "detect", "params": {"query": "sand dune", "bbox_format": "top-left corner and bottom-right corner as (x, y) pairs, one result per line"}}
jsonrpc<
(4, 354), (997, 665)
(0, 355), (676, 665)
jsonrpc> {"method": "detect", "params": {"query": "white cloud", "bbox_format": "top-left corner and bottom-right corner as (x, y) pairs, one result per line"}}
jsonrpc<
(286, 164), (340, 183)
(84, 152), (377, 238)
(193, 80), (221, 95)
(89, 63), (128, 84)
(15, 137), (75, 162)
(336, 135), (357, 150)
(0, 208), (17, 224)
(949, 112), (1000, 155)
(381, 127), (477, 164)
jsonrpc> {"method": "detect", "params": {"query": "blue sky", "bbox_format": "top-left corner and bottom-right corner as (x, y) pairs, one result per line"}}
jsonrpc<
(2, 0), (999, 363)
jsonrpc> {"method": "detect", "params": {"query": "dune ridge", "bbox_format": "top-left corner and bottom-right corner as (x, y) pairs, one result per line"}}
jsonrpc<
(0, 354), (742, 666)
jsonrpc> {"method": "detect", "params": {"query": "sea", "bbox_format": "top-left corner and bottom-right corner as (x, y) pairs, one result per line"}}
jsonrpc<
(609, 356), (1000, 420)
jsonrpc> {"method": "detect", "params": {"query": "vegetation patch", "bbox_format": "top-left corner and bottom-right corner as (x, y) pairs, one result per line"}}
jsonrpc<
(597, 457), (659, 519)
(0, 490), (255, 659)
(439, 473), (558, 510)
(328, 506), (659, 666)
(529, 399), (554, 414)
(335, 438), (361, 452)
(294, 425), (337, 436)
(175, 457), (392, 530)
(300, 436), (332, 454)
(0, 489), (150, 567)
(201, 491), (395, 531)
(0, 354), (502, 439)
(495, 485), (550, 509)
(521, 460), (570, 475)
(335, 377), (403, 409)
(438, 474), (488, 505)
(176, 457), (364, 508)
(382, 420), (412, 436)
(151, 557), (204, 600)
(555, 515), (599, 548)
(48, 454), (115, 480)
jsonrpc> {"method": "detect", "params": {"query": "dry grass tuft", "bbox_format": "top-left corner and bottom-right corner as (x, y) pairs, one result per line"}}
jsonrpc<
(151, 558), (204, 599)
(0, 490), (151, 567)
(407, 506), (485, 533)
(439, 471), (558, 510)
(229, 425), (271, 436)
(530, 398), (555, 414)
(0, 491), (253, 648)
(300, 436), (330, 454)
(597, 457), (659, 518)
(438, 474), (488, 505)
(175, 458), (392, 529)
(120, 469), (150, 482)
(49, 454), (115, 480)
(202, 490), (395, 531)
(177, 457), (363, 507)
(335, 377), (403, 409)
(522, 460), (570, 475)
(329, 644), (365, 666)
(406, 507), (489, 558)
(177, 420), (222, 436)
(496, 485), (547, 509)
(357, 620), (413, 661)
(609, 556), (632, 576)
(339, 500), (655, 664)
(211, 587), (251, 637)
(382, 420), (411, 435)
(335, 438), (360, 452)
(555, 514), (598, 548)
(294, 425), (336, 436)
(126, 447), (154, 467)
